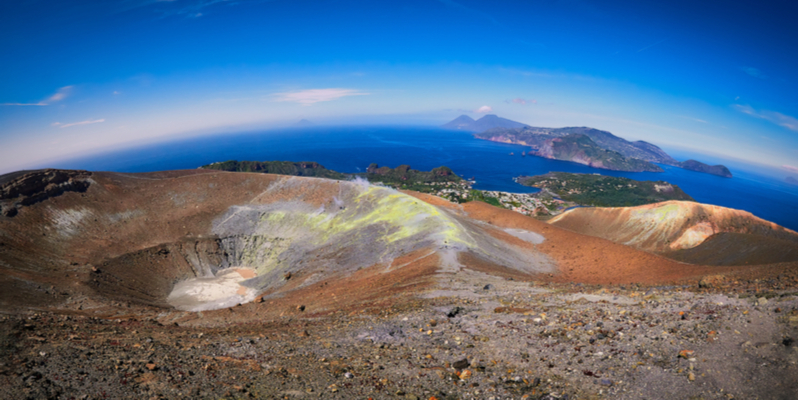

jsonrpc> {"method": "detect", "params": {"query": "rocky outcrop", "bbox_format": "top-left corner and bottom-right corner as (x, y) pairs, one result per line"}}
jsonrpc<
(0, 169), (92, 217)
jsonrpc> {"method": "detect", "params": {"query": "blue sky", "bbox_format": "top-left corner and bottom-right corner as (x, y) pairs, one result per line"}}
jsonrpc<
(0, 0), (797, 176)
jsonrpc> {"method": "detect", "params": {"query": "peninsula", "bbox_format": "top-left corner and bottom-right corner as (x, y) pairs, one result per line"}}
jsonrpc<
(449, 114), (733, 177)
(517, 172), (695, 207)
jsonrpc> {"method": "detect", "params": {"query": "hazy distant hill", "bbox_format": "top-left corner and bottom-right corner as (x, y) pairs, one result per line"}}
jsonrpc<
(440, 115), (476, 130)
(441, 114), (528, 131)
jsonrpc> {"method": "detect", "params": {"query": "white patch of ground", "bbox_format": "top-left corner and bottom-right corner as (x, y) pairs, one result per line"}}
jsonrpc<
(167, 268), (258, 311)
(48, 207), (92, 238)
(560, 293), (638, 305)
(503, 228), (545, 244)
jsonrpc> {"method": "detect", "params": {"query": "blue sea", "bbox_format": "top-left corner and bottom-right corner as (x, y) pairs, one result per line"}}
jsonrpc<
(54, 126), (799, 231)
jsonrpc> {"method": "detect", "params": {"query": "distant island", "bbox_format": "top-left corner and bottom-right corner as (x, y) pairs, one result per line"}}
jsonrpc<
(517, 172), (695, 207)
(677, 159), (732, 178)
(201, 160), (346, 179)
(443, 114), (732, 177)
(441, 114), (527, 131)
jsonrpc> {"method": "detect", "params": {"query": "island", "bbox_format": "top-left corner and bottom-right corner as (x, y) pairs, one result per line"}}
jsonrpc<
(517, 172), (695, 207)
(677, 159), (733, 178)
(532, 134), (663, 172)
(200, 160), (346, 179)
(453, 114), (733, 177)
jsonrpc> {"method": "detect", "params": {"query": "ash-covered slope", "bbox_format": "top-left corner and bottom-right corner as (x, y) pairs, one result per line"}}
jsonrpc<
(548, 200), (797, 264)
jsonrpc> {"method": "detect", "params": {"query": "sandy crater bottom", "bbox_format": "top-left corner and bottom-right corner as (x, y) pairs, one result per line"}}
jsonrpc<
(167, 268), (258, 311)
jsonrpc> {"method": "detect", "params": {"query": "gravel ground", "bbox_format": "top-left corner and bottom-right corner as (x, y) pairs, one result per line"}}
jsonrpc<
(1, 273), (796, 400)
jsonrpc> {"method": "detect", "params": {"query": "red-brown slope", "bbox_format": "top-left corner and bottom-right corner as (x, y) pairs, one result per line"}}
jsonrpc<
(428, 197), (796, 285)
(547, 200), (797, 265)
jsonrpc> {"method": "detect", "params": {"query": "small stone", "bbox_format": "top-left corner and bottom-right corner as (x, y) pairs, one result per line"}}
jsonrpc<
(459, 369), (472, 380)
(297, 305), (305, 312)
(678, 350), (694, 359)
(757, 297), (768, 306)
(453, 358), (469, 370)
(404, 394), (419, 400)
(344, 372), (354, 379)
(447, 307), (464, 318)
(146, 363), (156, 371)
(483, 284), (493, 290)
(688, 372), (696, 381)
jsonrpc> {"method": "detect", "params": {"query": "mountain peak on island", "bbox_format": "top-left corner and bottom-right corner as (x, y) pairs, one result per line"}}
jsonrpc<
(441, 114), (528, 132)
(440, 115), (475, 130)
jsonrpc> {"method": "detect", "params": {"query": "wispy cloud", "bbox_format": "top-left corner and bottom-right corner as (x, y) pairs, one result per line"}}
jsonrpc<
(507, 98), (536, 105)
(679, 115), (708, 124)
(474, 105), (493, 114)
(273, 88), (369, 105)
(126, 0), (272, 18)
(1, 86), (72, 106)
(740, 66), (766, 79)
(57, 119), (105, 129)
(781, 165), (799, 173)
(734, 104), (797, 131)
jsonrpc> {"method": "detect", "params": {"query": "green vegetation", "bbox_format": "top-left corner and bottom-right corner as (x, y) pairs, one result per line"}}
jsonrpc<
(518, 172), (694, 207)
(200, 160), (346, 179)
(200, 161), (464, 195)
(364, 164), (461, 192)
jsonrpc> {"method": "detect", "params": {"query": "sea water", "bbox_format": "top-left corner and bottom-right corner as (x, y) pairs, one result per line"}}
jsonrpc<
(54, 126), (799, 231)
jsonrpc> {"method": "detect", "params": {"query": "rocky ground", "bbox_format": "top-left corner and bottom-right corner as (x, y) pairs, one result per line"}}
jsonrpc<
(1, 272), (796, 400)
